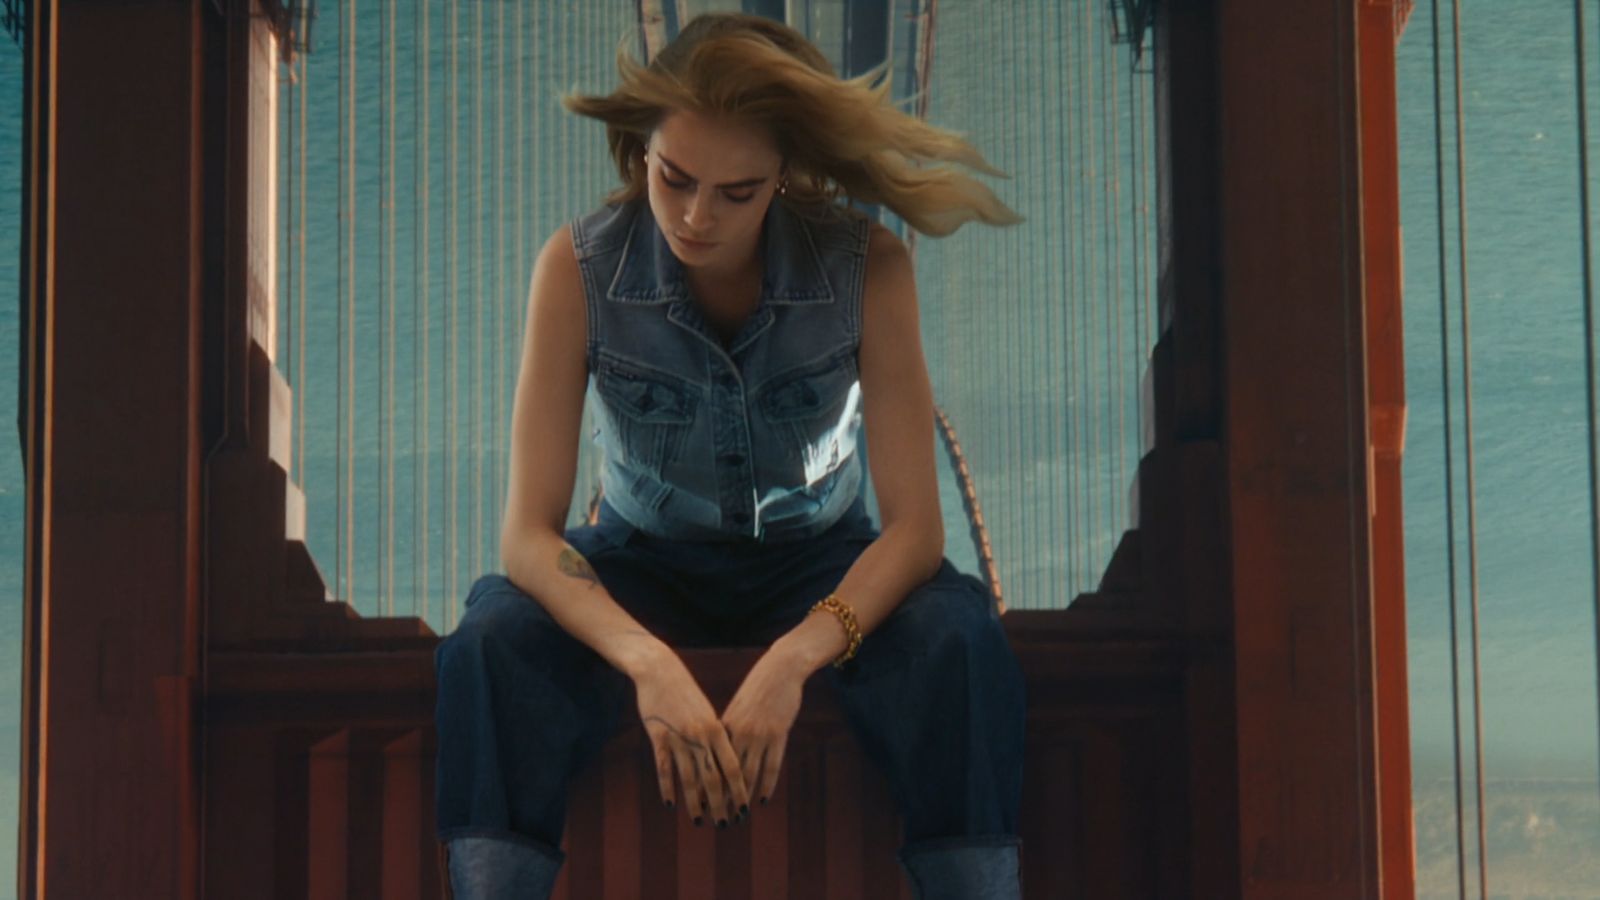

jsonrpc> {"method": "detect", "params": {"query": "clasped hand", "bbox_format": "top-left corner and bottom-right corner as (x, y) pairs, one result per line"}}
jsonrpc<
(635, 645), (805, 828)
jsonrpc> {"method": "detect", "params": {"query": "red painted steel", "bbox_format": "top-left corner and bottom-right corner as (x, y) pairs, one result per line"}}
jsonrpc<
(1216, 0), (1388, 894)
(203, 610), (1187, 899)
(1360, 2), (1419, 896)
(18, 1), (210, 897)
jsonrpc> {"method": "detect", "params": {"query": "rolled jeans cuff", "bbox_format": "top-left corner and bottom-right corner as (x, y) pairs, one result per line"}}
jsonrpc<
(897, 834), (1023, 900)
(442, 831), (564, 900)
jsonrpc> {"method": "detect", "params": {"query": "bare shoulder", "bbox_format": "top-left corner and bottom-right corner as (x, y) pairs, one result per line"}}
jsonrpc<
(865, 221), (910, 266)
(519, 223), (588, 370)
(862, 222), (917, 315)
(535, 223), (581, 290)
(528, 224), (587, 321)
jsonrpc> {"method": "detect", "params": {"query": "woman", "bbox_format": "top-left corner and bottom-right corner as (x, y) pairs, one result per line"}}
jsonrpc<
(434, 13), (1027, 899)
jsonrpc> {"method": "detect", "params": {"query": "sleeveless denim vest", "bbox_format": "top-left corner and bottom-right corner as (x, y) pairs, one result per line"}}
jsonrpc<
(571, 196), (873, 542)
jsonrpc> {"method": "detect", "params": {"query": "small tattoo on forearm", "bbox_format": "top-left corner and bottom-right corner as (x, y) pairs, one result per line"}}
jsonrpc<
(557, 546), (600, 589)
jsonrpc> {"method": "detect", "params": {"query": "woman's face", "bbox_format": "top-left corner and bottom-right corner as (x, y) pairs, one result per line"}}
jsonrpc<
(644, 109), (784, 274)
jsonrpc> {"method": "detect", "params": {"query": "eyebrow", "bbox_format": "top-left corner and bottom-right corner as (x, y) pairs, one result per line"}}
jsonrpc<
(657, 153), (768, 189)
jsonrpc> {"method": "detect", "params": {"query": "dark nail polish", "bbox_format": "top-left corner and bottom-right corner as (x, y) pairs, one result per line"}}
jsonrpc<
(693, 816), (702, 827)
(760, 796), (769, 806)
(740, 804), (750, 817)
(665, 799), (674, 810)
(717, 819), (728, 829)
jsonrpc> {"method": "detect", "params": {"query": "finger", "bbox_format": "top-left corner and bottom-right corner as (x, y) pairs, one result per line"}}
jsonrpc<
(758, 734), (787, 806)
(671, 741), (705, 826)
(697, 743), (731, 825)
(739, 741), (762, 804)
(652, 736), (676, 810)
(711, 730), (750, 816)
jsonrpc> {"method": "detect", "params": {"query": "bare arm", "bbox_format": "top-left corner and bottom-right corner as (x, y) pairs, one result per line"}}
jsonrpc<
(498, 225), (670, 682)
(770, 224), (946, 674)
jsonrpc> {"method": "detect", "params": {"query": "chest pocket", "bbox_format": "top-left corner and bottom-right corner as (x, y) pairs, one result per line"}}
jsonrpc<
(757, 353), (861, 475)
(596, 358), (699, 474)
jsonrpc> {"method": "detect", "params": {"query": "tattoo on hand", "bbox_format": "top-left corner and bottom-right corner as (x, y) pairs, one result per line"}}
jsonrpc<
(643, 715), (706, 754)
(558, 546), (600, 588)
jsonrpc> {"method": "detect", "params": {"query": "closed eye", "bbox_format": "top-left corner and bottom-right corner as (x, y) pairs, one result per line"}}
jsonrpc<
(661, 168), (756, 204)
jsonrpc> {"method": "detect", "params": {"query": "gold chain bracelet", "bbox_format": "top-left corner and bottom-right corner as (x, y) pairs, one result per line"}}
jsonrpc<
(810, 592), (862, 669)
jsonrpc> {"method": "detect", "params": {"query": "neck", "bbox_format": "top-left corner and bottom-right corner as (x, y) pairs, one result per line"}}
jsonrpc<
(685, 238), (762, 290)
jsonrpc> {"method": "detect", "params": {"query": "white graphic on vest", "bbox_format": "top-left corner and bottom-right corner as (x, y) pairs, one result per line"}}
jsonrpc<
(751, 380), (862, 535)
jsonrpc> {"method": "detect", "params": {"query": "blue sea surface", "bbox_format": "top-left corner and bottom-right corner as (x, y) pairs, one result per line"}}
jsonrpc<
(1397, 1), (1600, 892)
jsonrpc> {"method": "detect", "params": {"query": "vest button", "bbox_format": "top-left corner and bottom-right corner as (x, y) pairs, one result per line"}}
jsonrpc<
(732, 512), (751, 525)
(720, 453), (745, 466)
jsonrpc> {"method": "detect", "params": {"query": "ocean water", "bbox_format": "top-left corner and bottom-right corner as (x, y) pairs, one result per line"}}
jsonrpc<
(0, 0), (1598, 896)
(1397, 0), (1600, 894)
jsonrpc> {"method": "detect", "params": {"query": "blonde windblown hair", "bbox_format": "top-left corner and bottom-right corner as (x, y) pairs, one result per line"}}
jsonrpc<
(561, 13), (1022, 237)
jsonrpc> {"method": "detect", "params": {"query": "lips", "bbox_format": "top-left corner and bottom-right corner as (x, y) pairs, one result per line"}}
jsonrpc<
(675, 233), (716, 249)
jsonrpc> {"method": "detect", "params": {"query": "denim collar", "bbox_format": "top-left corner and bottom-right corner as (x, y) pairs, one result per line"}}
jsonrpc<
(605, 197), (836, 306)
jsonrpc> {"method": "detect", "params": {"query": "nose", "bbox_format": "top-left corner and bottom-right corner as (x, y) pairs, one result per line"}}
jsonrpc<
(683, 188), (715, 233)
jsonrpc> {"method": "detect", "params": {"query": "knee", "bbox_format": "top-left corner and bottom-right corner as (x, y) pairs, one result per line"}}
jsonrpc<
(890, 574), (1019, 691)
(435, 575), (557, 673)
(902, 574), (1004, 655)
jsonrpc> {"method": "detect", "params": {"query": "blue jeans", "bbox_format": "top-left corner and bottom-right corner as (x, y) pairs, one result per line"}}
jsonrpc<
(433, 495), (1026, 898)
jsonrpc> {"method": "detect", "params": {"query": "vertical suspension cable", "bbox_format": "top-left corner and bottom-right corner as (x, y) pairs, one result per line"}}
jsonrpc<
(1142, 39), (1154, 442)
(559, 1), (570, 370)
(953, 0), (966, 560)
(1097, 0), (1112, 540)
(390, 0), (403, 608)
(992, 8), (1004, 595)
(472, 0), (485, 583)
(335, 0), (343, 606)
(412, 0), (423, 619)
(336, 0), (347, 605)
(349, 0), (361, 609)
(1027, 0), (1046, 606)
(1069, 0), (1084, 590)
(1059, 0), (1080, 591)
(1446, 0), (1491, 891)
(1108, 10), (1126, 535)
(1097, 0), (1110, 547)
(1085, 0), (1098, 587)
(996, 5), (1016, 604)
(1572, 0), (1600, 826)
(1045, 0), (1066, 605)
(374, 0), (385, 616)
(421, 0), (435, 623)
(494, 0), (506, 568)
(1015, 1), (1032, 606)
(298, 50), (308, 519)
(1429, 0), (1478, 893)
(514, 0), (525, 546)
(1138, 45), (1154, 363)
(1076, 0), (1094, 592)
(1027, 0), (1043, 591)
(1128, 30), (1145, 469)
(1095, 0), (1113, 550)
(449, 0), (461, 626)
(1145, 54), (1157, 357)
(1034, 2), (1051, 607)
(1428, 0), (1467, 890)
(378, 0), (390, 615)
(536, 0), (545, 368)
